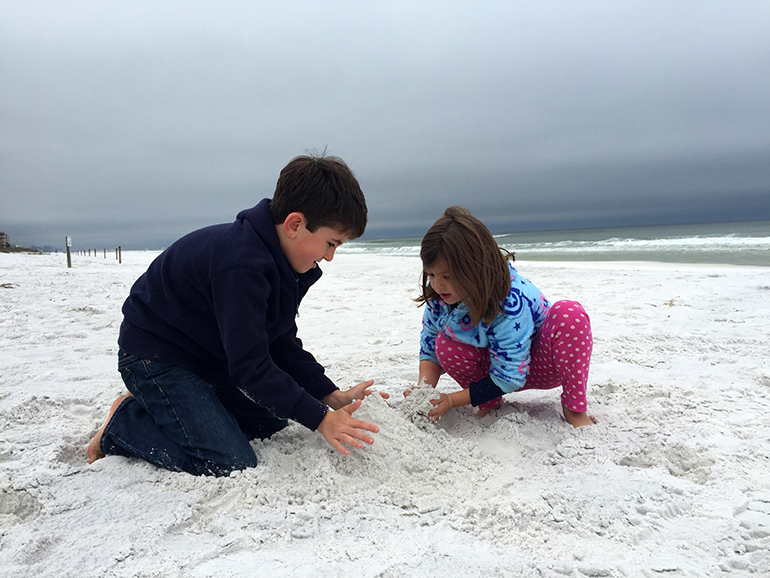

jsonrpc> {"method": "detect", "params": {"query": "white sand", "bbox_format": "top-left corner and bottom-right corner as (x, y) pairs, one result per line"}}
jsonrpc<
(1, 251), (769, 577)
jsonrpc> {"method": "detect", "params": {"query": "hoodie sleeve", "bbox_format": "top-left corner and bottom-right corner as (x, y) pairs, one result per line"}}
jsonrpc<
(269, 328), (338, 401)
(210, 266), (329, 430)
(419, 302), (442, 365)
(484, 287), (538, 394)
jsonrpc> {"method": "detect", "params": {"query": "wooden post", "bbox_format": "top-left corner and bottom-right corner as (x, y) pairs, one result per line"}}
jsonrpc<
(104, 248), (106, 258)
(65, 236), (72, 268)
(118, 246), (122, 264)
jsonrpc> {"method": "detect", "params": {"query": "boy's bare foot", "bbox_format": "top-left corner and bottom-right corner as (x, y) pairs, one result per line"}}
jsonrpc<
(87, 393), (132, 464)
(562, 406), (594, 427)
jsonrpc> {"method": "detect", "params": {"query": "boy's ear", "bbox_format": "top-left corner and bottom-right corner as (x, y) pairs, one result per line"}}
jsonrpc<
(282, 212), (306, 239)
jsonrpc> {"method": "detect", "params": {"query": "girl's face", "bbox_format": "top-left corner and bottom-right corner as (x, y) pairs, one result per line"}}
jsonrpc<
(425, 257), (462, 305)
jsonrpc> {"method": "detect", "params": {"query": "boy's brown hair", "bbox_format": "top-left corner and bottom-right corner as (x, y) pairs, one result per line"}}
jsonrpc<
(416, 206), (512, 325)
(269, 154), (368, 239)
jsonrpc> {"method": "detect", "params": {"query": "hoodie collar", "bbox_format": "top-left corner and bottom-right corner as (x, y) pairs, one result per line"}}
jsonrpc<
(237, 199), (323, 286)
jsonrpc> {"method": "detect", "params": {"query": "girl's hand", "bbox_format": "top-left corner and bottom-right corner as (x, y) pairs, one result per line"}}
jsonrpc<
(428, 392), (455, 421)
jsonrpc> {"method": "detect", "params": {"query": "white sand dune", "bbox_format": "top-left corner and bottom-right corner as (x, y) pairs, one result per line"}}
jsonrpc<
(1, 251), (769, 577)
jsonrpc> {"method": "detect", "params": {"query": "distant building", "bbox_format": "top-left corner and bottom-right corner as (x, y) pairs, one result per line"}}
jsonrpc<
(0, 232), (9, 249)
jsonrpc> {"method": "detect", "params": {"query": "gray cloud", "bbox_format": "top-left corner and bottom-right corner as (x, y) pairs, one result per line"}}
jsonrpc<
(2, 0), (769, 249)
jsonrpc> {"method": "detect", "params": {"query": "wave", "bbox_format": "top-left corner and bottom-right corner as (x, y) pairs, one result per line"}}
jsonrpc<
(340, 222), (770, 266)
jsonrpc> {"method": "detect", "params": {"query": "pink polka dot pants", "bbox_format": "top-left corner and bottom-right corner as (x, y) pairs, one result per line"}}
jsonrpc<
(435, 332), (499, 409)
(434, 300), (592, 412)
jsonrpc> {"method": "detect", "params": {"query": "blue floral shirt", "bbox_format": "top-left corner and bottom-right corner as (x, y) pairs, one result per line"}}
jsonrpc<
(419, 262), (551, 393)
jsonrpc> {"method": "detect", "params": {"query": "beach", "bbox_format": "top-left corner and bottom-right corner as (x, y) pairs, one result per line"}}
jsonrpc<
(1, 250), (769, 577)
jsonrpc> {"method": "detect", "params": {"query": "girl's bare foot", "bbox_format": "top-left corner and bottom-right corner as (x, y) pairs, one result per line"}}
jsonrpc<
(562, 406), (594, 427)
(87, 393), (132, 464)
(475, 399), (503, 418)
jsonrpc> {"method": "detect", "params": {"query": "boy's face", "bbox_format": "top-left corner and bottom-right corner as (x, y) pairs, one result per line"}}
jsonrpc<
(284, 222), (349, 274)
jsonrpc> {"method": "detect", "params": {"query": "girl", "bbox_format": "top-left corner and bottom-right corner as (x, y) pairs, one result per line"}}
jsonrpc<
(417, 207), (594, 427)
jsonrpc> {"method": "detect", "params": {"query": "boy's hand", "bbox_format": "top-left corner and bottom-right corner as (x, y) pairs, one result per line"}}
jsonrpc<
(345, 379), (379, 403)
(317, 400), (379, 455)
(324, 380), (388, 410)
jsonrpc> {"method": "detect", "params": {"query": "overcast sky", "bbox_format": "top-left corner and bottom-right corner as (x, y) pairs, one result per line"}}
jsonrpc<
(2, 0), (769, 249)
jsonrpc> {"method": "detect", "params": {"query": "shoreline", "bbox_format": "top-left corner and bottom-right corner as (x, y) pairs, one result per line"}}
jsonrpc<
(2, 249), (768, 269)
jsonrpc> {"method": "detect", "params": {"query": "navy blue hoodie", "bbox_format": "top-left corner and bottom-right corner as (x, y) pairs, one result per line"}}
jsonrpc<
(118, 199), (337, 430)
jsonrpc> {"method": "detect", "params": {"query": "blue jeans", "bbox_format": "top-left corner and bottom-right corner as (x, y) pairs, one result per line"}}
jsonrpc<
(100, 350), (287, 476)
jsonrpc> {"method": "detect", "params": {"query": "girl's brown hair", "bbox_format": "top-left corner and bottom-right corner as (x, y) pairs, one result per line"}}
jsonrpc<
(416, 206), (512, 325)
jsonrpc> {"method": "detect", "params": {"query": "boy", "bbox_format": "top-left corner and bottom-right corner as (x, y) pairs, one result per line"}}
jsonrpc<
(87, 154), (380, 476)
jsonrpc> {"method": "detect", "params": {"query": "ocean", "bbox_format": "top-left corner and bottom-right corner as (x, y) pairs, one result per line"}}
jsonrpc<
(341, 220), (770, 267)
